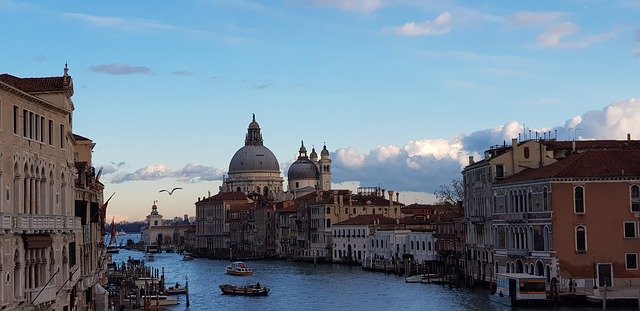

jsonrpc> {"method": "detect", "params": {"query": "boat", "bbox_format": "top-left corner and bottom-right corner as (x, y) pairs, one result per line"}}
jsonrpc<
(489, 273), (548, 307)
(225, 261), (253, 276)
(106, 245), (120, 254)
(405, 274), (440, 283)
(165, 285), (187, 295)
(182, 254), (194, 261)
(139, 295), (180, 306)
(219, 284), (269, 296)
(116, 230), (126, 236)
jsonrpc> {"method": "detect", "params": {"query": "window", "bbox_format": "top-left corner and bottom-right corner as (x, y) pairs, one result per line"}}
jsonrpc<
(542, 187), (548, 211)
(13, 106), (18, 134)
(524, 147), (530, 159)
(23, 109), (27, 136)
(574, 186), (584, 214)
(59, 124), (65, 148)
(575, 226), (586, 252)
(496, 165), (504, 179)
(624, 222), (637, 238)
(626, 253), (638, 270)
(48, 120), (53, 145)
(631, 185), (639, 212)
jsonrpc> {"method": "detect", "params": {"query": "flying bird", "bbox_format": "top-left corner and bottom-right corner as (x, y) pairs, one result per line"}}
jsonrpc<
(159, 187), (183, 195)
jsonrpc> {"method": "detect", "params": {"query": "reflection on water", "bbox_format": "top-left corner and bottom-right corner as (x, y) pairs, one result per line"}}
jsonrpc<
(109, 235), (620, 311)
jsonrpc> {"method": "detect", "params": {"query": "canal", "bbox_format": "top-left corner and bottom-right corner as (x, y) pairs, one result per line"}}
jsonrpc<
(109, 235), (626, 310)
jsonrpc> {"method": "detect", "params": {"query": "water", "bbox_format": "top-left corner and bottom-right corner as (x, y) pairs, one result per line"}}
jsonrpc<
(109, 235), (629, 310)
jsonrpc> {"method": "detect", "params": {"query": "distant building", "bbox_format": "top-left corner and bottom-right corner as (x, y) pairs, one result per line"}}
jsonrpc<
(366, 229), (437, 268)
(332, 214), (397, 264)
(141, 203), (192, 250)
(287, 141), (332, 196)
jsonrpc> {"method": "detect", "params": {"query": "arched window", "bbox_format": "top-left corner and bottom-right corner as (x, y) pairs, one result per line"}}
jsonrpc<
(236, 187), (241, 192)
(574, 186), (585, 214)
(344, 208), (348, 214)
(422, 241), (426, 250)
(542, 187), (548, 211)
(575, 225), (586, 252)
(326, 207), (331, 214)
(536, 261), (544, 276)
(263, 186), (269, 196)
(631, 185), (639, 212)
(353, 208), (356, 214)
(326, 219), (331, 228)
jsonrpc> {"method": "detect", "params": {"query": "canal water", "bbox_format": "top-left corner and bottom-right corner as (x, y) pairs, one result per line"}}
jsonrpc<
(109, 235), (627, 310)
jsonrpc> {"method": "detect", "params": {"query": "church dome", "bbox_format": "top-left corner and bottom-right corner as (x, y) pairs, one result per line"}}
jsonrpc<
(288, 158), (319, 180)
(229, 145), (280, 173)
(228, 114), (281, 174)
(287, 141), (319, 180)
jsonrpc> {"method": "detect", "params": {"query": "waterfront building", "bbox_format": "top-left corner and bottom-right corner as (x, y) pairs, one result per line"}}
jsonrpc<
(140, 203), (192, 251)
(332, 214), (396, 263)
(462, 139), (557, 286)
(365, 229), (437, 270)
(0, 68), (106, 310)
(219, 115), (284, 197)
(275, 200), (298, 258)
(296, 187), (403, 260)
(193, 192), (251, 257)
(492, 148), (640, 290)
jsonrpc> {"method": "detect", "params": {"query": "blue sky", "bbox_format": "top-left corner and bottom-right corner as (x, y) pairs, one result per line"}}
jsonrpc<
(2, 0), (639, 220)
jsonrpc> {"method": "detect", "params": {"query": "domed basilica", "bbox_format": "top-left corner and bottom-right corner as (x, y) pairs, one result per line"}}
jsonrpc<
(220, 114), (331, 198)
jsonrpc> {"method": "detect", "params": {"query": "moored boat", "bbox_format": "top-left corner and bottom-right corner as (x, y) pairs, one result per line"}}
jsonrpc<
(165, 285), (187, 295)
(139, 295), (180, 306)
(219, 284), (269, 296)
(225, 261), (253, 276)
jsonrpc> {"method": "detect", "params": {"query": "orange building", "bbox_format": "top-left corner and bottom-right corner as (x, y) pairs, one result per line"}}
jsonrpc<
(493, 149), (640, 290)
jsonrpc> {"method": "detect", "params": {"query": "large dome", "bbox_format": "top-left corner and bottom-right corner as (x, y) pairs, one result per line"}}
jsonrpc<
(229, 145), (280, 173)
(288, 158), (319, 180)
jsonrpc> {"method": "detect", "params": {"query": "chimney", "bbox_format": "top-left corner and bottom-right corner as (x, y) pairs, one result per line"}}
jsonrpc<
(572, 140), (576, 153)
(332, 190), (338, 204)
(469, 156), (474, 165)
(396, 192), (399, 204)
(388, 191), (394, 206)
(511, 138), (517, 149)
(627, 133), (631, 141)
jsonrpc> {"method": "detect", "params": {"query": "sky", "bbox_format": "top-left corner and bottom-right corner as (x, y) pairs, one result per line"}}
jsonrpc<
(1, 0), (639, 221)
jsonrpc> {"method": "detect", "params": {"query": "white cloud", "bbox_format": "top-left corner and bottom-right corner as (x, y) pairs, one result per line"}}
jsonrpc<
(567, 99), (640, 139)
(174, 164), (225, 182)
(390, 12), (453, 36)
(335, 147), (366, 168)
(304, 0), (385, 13)
(536, 22), (614, 48)
(507, 11), (564, 26)
(63, 13), (177, 32)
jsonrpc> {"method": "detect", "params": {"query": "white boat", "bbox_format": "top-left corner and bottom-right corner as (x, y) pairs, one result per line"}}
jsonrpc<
(490, 273), (548, 307)
(225, 261), (253, 276)
(182, 254), (194, 261)
(405, 274), (439, 283)
(139, 295), (179, 306)
(106, 245), (120, 254)
(165, 285), (187, 295)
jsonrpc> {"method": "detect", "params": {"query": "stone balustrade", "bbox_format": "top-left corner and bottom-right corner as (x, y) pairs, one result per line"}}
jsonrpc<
(0, 213), (81, 231)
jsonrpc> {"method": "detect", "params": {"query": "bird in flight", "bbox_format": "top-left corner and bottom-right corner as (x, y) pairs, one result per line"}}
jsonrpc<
(159, 187), (183, 195)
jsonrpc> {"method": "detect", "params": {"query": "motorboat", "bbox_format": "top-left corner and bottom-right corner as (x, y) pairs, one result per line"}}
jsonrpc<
(182, 254), (194, 261)
(225, 261), (253, 276)
(489, 273), (548, 307)
(405, 274), (440, 283)
(219, 284), (269, 296)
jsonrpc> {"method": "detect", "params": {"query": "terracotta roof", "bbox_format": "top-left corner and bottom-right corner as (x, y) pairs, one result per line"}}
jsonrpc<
(275, 200), (298, 213)
(228, 202), (254, 212)
(199, 191), (249, 203)
(543, 140), (640, 151)
(0, 74), (70, 93)
(334, 214), (397, 226)
(497, 149), (640, 184)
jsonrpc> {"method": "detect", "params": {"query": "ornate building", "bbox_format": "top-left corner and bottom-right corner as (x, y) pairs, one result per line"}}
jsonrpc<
(287, 141), (332, 196)
(0, 67), (106, 310)
(220, 114), (284, 197)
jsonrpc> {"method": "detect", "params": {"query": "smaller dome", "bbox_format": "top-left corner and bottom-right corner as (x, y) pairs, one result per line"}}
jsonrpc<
(310, 147), (318, 159)
(248, 113), (260, 129)
(288, 159), (319, 180)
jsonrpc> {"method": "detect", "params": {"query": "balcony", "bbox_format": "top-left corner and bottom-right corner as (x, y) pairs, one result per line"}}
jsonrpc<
(25, 285), (57, 306)
(506, 249), (529, 257)
(469, 216), (487, 224)
(505, 213), (526, 223)
(0, 213), (81, 231)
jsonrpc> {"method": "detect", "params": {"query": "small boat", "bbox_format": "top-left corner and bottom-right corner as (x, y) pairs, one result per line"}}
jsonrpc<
(225, 261), (253, 276)
(106, 245), (120, 254)
(490, 273), (548, 307)
(183, 254), (194, 261)
(116, 230), (126, 236)
(219, 284), (269, 296)
(165, 285), (187, 295)
(405, 274), (439, 283)
(139, 295), (179, 306)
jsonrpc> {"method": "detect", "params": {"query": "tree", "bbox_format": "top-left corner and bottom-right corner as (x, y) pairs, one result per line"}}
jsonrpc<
(435, 178), (463, 205)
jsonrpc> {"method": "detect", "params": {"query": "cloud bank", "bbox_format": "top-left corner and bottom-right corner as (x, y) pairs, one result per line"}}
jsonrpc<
(101, 99), (640, 194)
(389, 12), (453, 36)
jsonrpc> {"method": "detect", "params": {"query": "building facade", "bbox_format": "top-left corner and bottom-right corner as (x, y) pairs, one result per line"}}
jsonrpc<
(0, 68), (106, 310)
